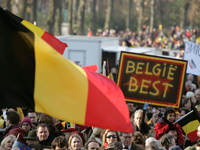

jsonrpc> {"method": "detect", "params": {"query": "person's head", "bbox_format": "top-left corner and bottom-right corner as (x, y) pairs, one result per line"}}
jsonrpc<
(102, 130), (120, 145)
(120, 132), (133, 147)
(168, 129), (178, 142)
(132, 132), (145, 146)
(186, 91), (196, 104)
(28, 143), (41, 150)
(182, 97), (191, 109)
(69, 131), (85, 146)
(21, 117), (32, 132)
(5, 111), (20, 127)
(178, 107), (189, 119)
(195, 89), (200, 102)
(127, 103), (134, 111)
(159, 134), (175, 150)
(187, 74), (194, 82)
(134, 109), (143, 128)
(164, 107), (175, 123)
(51, 136), (68, 150)
(145, 145), (158, 150)
(40, 146), (52, 150)
(197, 125), (200, 137)
(36, 123), (50, 141)
(146, 112), (153, 122)
(27, 110), (37, 123)
(1, 135), (16, 150)
(39, 113), (55, 126)
(152, 113), (159, 125)
(23, 129), (37, 145)
(68, 134), (83, 150)
(107, 142), (123, 150)
(145, 137), (159, 149)
(84, 137), (100, 150)
(185, 81), (192, 91)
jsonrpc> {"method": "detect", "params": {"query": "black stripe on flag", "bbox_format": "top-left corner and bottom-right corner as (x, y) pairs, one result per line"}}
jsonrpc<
(0, 8), (35, 109)
(177, 111), (197, 127)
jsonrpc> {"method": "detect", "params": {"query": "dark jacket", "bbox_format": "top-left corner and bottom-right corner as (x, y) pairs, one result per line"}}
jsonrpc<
(36, 134), (54, 147)
(135, 122), (155, 139)
(3, 124), (27, 144)
(154, 117), (184, 145)
(131, 142), (144, 150)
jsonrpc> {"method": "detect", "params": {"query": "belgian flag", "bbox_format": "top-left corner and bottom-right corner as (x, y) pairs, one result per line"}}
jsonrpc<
(176, 108), (200, 142)
(0, 8), (133, 133)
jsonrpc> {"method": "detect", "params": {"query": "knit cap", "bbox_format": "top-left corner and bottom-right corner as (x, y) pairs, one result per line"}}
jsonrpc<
(20, 117), (32, 128)
(164, 107), (175, 118)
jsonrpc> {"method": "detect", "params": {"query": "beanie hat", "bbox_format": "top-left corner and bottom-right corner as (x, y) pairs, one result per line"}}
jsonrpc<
(69, 131), (86, 145)
(164, 107), (175, 118)
(21, 117), (32, 128)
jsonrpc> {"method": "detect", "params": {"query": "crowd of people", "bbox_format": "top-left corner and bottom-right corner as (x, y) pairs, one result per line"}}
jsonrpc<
(86, 25), (200, 58)
(0, 72), (200, 150)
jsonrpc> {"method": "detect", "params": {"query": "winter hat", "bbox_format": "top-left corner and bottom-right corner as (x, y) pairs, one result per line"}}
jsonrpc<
(69, 131), (86, 145)
(21, 117), (32, 128)
(23, 129), (37, 140)
(164, 107), (175, 118)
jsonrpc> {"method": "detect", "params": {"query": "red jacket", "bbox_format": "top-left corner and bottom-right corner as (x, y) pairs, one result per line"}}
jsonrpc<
(154, 117), (184, 145)
(3, 124), (27, 145)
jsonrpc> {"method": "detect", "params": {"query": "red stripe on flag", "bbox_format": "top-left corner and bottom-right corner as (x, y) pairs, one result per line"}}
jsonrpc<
(41, 32), (68, 55)
(187, 130), (199, 142)
(82, 65), (98, 72)
(84, 70), (133, 132)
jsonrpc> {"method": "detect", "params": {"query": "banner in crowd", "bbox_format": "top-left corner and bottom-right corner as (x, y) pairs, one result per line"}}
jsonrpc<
(117, 52), (187, 108)
(184, 41), (200, 76)
(0, 8), (133, 133)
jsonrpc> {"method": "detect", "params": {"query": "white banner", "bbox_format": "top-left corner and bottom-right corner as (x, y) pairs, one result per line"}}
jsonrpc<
(184, 41), (200, 76)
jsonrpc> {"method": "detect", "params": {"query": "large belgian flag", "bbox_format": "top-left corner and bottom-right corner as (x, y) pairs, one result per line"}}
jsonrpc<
(0, 8), (133, 133)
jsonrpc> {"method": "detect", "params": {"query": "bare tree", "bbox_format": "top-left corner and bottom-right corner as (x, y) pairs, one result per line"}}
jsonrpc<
(91, 0), (96, 35)
(5, 0), (11, 11)
(137, 0), (143, 33)
(46, 0), (56, 34)
(149, 0), (154, 32)
(77, 0), (86, 35)
(68, 0), (73, 35)
(19, 0), (27, 19)
(126, 0), (132, 30)
(104, 0), (114, 30)
(32, 0), (37, 23)
(159, 0), (163, 25)
(180, 0), (190, 30)
(54, 0), (62, 36)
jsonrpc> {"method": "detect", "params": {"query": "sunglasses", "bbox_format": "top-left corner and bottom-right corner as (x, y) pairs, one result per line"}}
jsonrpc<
(106, 135), (117, 138)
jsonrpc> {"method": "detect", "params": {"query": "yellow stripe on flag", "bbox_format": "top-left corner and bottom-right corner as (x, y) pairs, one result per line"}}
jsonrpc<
(182, 120), (200, 134)
(21, 20), (45, 37)
(33, 34), (88, 125)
